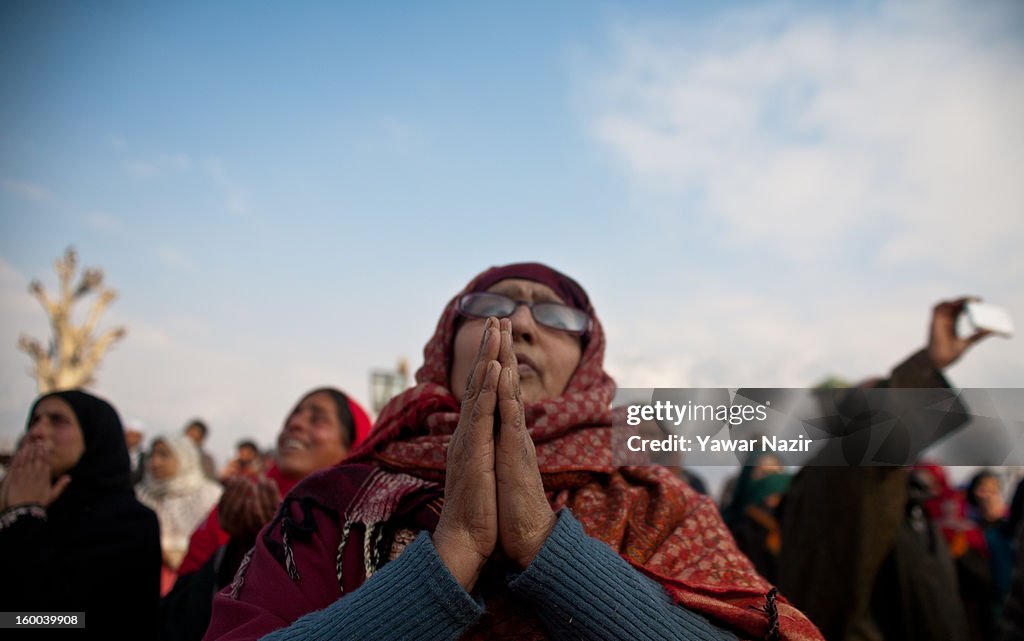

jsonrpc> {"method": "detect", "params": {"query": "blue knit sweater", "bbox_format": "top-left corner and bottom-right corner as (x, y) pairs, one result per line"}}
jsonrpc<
(260, 510), (738, 640)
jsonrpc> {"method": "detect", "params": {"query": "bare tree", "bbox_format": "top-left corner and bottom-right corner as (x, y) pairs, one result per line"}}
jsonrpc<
(17, 247), (127, 392)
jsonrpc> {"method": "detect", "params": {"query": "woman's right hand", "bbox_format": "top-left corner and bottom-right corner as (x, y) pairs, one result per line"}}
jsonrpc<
(432, 316), (501, 591)
(0, 441), (70, 511)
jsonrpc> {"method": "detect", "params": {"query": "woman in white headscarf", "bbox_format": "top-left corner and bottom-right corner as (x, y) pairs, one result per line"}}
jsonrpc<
(136, 433), (222, 594)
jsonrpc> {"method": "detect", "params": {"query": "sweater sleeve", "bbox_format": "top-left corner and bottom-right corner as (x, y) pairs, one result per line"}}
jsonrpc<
(258, 532), (484, 641)
(0, 500), (161, 635)
(508, 509), (738, 641)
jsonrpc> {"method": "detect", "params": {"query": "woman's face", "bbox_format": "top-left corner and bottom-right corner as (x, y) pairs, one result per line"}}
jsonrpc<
(26, 396), (85, 478)
(148, 440), (179, 480)
(277, 391), (349, 479)
(973, 475), (1005, 519)
(450, 279), (583, 405)
(751, 454), (784, 481)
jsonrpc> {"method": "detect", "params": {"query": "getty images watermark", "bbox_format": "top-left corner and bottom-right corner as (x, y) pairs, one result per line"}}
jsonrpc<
(613, 388), (1024, 467)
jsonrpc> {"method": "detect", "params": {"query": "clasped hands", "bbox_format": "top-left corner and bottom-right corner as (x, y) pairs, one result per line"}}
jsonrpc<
(432, 318), (557, 591)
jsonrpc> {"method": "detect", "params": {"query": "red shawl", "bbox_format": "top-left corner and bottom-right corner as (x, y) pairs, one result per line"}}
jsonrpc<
(204, 263), (823, 641)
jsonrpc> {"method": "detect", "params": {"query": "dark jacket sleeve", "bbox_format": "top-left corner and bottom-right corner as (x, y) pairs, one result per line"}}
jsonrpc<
(0, 499), (161, 635)
(84, 498), (163, 635)
(0, 505), (55, 608)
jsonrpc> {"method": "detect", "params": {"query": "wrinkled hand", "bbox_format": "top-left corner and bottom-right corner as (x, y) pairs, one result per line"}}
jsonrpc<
(928, 297), (991, 370)
(433, 317), (500, 591)
(0, 441), (70, 510)
(432, 318), (557, 591)
(217, 476), (280, 539)
(494, 321), (556, 569)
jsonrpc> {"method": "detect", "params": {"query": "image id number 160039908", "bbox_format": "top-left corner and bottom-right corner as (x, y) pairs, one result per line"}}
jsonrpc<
(0, 612), (85, 628)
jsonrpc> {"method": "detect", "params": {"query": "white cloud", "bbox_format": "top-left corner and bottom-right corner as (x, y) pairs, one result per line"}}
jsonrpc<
(603, 282), (1024, 392)
(125, 153), (192, 178)
(204, 159), (248, 215)
(84, 212), (122, 232)
(584, 0), (1024, 271)
(1, 177), (50, 201)
(0, 259), (41, 317)
(156, 247), (198, 273)
(164, 315), (211, 339)
(578, 0), (1024, 391)
(119, 149), (249, 216)
(0, 258), (48, 425)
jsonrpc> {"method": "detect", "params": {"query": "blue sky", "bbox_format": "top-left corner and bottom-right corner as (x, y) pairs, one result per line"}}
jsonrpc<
(2, 0), (1022, 484)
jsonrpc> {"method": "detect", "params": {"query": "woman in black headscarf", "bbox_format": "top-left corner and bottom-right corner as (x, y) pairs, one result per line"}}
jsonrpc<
(0, 390), (162, 634)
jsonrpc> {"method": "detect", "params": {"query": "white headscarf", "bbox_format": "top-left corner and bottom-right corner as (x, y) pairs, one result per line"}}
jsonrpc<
(137, 434), (209, 497)
(136, 434), (222, 562)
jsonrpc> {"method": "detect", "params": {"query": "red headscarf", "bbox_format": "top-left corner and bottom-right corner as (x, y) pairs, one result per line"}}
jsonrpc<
(914, 462), (988, 558)
(347, 395), (373, 447)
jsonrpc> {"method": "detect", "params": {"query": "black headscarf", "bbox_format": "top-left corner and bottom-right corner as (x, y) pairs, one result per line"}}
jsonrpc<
(27, 390), (135, 513)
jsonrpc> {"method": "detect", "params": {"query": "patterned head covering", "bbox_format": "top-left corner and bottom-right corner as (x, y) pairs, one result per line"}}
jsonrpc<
(349, 262), (614, 475)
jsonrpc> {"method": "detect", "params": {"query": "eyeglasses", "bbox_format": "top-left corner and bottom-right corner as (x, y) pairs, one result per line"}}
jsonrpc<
(457, 292), (591, 335)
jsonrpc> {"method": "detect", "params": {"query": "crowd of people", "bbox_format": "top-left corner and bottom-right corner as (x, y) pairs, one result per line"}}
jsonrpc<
(0, 262), (1019, 641)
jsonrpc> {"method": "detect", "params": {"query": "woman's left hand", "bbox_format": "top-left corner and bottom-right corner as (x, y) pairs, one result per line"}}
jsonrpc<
(1, 441), (71, 509)
(493, 318), (557, 569)
(218, 476), (280, 539)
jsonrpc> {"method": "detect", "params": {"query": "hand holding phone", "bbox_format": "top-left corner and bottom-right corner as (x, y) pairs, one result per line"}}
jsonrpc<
(965, 301), (1014, 337)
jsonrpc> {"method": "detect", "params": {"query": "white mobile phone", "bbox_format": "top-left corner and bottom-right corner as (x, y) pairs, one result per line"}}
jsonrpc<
(965, 301), (1014, 337)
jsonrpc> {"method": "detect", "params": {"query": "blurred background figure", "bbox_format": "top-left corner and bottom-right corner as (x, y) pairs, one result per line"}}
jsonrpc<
(124, 419), (147, 486)
(996, 520), (1024, 641)
(779, 297), (992, 641)
(966, 469), (1015, 635)
(261, 447), (278, 473)
(136, 434), (222, 596)
(915, 463), (992, 641)
(670, 465), (708, 495)
(722, 451), (791, 584)
(183, 419), (218, 481)
(219, 439), (264, 482)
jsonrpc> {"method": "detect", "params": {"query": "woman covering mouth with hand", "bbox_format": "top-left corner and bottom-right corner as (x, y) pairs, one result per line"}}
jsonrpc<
(203, 262), (824, 641)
